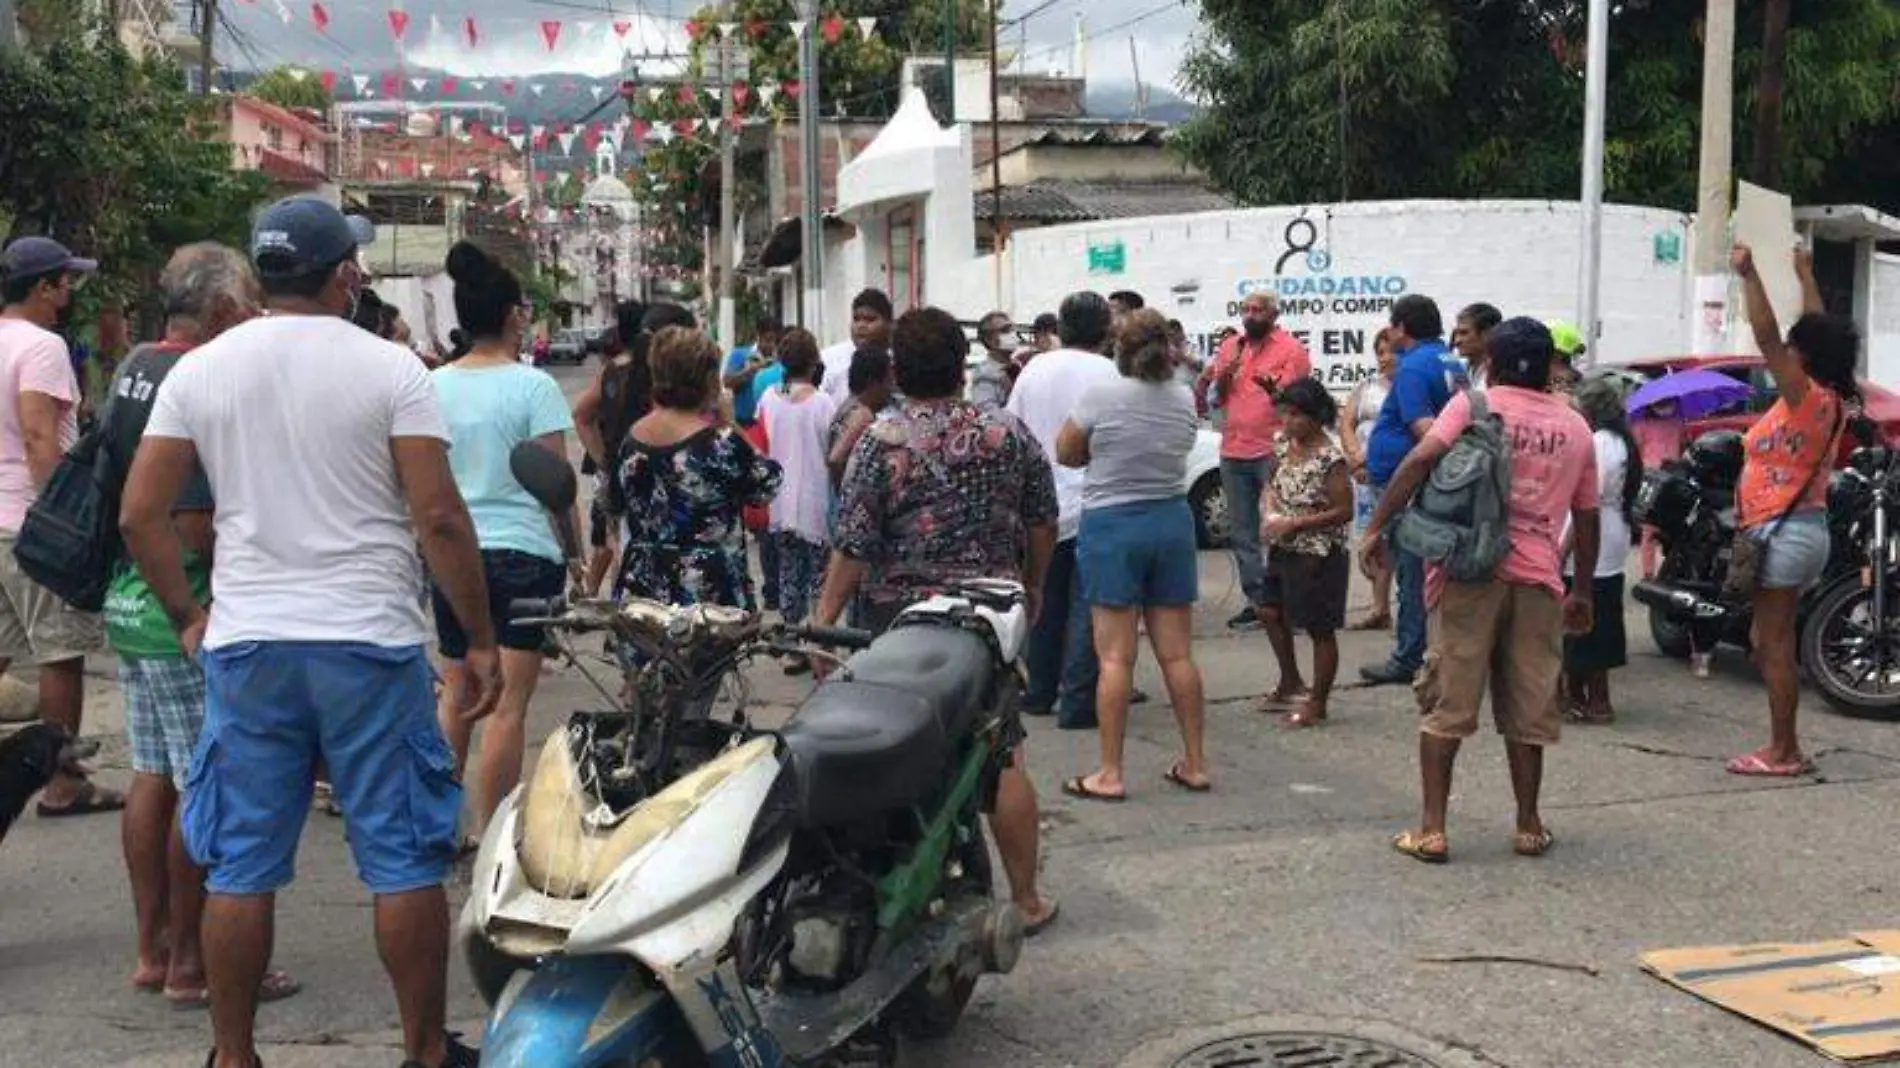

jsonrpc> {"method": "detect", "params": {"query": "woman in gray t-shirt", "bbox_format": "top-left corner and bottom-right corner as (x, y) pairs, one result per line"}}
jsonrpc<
(1053, 308), (1210, 802)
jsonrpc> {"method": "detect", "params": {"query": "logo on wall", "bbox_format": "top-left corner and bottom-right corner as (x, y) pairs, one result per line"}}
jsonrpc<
(1275, 217), (1332, 275)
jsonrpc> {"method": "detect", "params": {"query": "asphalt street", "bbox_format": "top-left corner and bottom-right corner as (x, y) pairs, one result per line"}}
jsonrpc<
(4, 359), (1896, 1068)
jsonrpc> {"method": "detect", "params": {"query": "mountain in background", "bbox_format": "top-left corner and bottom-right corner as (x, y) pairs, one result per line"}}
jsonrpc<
(1084, 80), (1197, 124)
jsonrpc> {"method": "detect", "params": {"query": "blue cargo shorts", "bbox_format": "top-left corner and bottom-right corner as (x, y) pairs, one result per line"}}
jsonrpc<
(182, 641), (462, 896)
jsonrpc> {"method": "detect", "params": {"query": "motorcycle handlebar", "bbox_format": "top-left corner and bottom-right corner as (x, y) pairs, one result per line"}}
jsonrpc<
(789, 623), (875, 650)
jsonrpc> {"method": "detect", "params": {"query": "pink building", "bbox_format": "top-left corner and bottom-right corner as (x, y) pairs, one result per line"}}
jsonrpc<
(220, 95), (336, 192)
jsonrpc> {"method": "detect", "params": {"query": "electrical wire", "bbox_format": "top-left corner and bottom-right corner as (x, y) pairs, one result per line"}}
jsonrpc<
(1011, 0), (1185, 67)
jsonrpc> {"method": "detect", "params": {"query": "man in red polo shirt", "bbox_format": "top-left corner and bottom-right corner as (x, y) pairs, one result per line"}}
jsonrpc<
(1202, 292), (1312, 649)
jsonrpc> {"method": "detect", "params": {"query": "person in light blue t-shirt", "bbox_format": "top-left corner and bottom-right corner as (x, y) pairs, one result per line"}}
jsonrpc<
(432, 241), (579, 840)
(721, 319), (783, 427)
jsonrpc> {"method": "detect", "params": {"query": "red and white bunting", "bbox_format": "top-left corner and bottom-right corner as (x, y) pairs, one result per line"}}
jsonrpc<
(530, 124), (547, 139)
(612, 20), (633, 38)
(530, 83), (547, 96)
(539, 20), (562, 51)
(271, 0), (291, 24)
(788, 19), (807, 41)
(646, 86), (663, 104)
(554, 172), (570, 188)
(507, 133), (525, 152)
(782, 79), (801, 100)
(319, 70), (337, 93)
(309, 1), (328, 32)
(821, 14), (844, 44)
(464, 16), (479, 48)
(421, 162), (436, 178)
(375, 159), (390, 176)
(467, 167), (482, 178)
(386, 9), (409, 40)
(381, 73), (401, 96)
(557, 131), (577, 155)
(757, 82), (779, 107)
(500, 79), (516, 96)
(857, 16), (876, 40)
(352, 73), (370, 94)
(469, 79), (488, 91)
(716, 21), (738, 39)
(441, 75), (458, 93)
(590, 85), (605, 101)
(410, 77), (428, 93)
(730, 82), (750, 108)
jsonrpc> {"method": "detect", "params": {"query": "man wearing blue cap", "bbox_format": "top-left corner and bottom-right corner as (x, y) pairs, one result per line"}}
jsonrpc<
(0, 235), (118, 816)
(120, 196), (495, 1068)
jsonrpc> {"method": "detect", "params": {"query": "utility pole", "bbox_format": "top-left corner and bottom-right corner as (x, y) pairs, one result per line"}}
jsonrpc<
(0, 0), (17, 52)
(943, 0), (957, 120)
(796, 0), (823, 337)
(989, 0), (1003, 307)
(1751, 0), (1792, 187)
(1576, 0), (1609, 369)
(198, 0), (217, 95)
(716, 36), (746, 351)
(1691, 0), (1736, 355)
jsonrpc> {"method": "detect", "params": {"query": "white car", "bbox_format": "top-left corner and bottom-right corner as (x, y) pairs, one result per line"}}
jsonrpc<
(1185, 428), (1227, 549)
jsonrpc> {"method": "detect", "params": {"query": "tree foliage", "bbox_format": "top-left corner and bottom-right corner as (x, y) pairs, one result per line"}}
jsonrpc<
(0, 36), (271, 311)
(1176, 0), (1900, 212)
(247, 65), (333, 112)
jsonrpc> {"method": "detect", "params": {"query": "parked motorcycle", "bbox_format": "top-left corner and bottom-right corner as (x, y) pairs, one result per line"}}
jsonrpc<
(1800, 435), (1900, 718)
(1630, 428), (1862, 661)
(461, 443), (1027, 1066)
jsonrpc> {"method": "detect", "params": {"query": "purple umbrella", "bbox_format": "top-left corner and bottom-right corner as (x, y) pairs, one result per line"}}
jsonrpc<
(1624, 369), (1753, 419)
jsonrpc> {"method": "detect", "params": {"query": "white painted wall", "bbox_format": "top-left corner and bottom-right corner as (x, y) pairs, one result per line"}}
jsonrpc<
(1872, 252), (1900, 388)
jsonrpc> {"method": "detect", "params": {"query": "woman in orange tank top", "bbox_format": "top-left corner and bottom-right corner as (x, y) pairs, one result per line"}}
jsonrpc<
(1726, 243), (1862, 779)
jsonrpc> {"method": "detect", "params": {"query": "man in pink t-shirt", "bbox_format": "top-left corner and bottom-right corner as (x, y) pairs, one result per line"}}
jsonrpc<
(1199, 291), (1312, 636)
(0, 236), (112, 815)
(1359, 318), (1599, 864)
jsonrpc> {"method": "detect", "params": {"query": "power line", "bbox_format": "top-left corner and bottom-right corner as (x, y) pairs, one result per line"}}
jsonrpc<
(1011, 0), (1184, 67)
(1002, 0), (1072, 29)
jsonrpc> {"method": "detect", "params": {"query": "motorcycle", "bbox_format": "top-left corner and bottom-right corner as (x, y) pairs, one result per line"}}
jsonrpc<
(461, 443), (1028, 1066)
(1630, 428), (1861, 661)
(1800, 436), (1900, 718)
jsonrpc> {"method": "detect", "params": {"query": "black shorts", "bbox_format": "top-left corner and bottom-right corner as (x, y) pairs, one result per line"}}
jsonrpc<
(1262, 547), (1349, 634)
(431, 548), (567, 659)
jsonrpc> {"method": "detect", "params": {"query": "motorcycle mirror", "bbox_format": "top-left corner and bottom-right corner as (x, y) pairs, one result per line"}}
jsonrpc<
(1849, 414), (1878, 449)
(511, 441), (579, 514)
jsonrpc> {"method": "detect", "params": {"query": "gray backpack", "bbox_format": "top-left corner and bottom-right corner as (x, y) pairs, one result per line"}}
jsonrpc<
(1389, 392), (1512, 582)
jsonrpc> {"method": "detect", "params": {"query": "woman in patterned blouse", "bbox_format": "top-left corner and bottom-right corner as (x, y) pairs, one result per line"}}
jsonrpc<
(1260, 378), (1354, 727)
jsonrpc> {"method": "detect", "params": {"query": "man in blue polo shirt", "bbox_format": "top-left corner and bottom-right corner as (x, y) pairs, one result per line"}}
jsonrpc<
(721, 318), (783, 427)
(1359, 294), (1462, 686)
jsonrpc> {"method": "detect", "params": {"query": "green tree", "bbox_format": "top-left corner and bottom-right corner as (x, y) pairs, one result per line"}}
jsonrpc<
(1175, 0), (1900, 212)
(248, 65), (333, 112)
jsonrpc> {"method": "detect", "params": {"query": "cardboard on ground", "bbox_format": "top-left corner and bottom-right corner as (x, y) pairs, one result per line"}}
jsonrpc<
(1731, 181), (1803, 356)
(1642, 931), (1900, 1062)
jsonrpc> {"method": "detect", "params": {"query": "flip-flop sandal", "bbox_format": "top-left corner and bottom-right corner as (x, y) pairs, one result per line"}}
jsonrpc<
(1281, 709), (1328, 729)
(1725, 751), (1811, 777)
(1023, 898), (1060, 938)
(1061, 775), (1127, 804)
(1514, 828), (1556, 857)
(36, 782), (126, 818)
(1163, 763), (1212, 793)
(1391, 829), (1449, 864)
(1346, 614), (1392, 631)
(1257, 691), (1311, 711)
(166, 970), (302, 1010)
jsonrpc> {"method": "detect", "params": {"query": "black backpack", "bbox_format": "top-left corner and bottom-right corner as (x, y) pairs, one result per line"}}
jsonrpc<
(12, 427), (120, 612)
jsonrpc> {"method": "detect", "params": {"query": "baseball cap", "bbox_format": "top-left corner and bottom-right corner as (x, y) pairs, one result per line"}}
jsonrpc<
(1, 237), (98, 280)
(1546, 319), (1587, 359)
(1489, 317), (1556, 381)
(251, 196), (363, 280)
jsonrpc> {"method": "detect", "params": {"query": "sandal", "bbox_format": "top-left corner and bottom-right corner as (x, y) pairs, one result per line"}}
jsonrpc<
(1022, 897), (1060, 937)
(166, 969), (302, 1010)
(1391, 829), (1449, 864)
(1563, 702), (1614, 726)
(1513, 827), (1555, 857)
(1258, 688), (1311, 711)
(1163, 763), (1211, 792)
(1281, 704), (1328, 729)
(36, 780), (126, 818)
(1061, 775), (1127, 804)
(1347, 613), (1391, 631)
(1725, 750), (1811, 777)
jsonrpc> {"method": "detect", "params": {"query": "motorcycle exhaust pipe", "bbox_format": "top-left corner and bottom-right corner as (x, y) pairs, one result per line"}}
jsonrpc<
(1630, 580), (1728, 620)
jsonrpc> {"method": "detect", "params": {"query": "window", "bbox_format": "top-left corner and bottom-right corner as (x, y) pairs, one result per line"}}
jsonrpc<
(887, 206), (917, 312)
(264, 123), (283, 152)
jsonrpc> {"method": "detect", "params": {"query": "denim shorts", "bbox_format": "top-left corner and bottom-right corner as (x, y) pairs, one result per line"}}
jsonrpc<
(183, 641), (461, 896)
(1753, 510), (1830, 590)
(1077, 497), (1199, 608)
(432, 548), (567, 658)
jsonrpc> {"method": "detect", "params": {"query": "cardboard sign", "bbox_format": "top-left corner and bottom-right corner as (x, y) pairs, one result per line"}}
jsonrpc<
(1642, 930), (1900, 1062)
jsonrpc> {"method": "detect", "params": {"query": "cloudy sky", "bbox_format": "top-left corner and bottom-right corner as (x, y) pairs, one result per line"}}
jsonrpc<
(214, 0), (1196, 90)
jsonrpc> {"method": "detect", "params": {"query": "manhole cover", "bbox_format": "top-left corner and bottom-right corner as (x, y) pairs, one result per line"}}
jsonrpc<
(1170, 1031), (1446, 1068)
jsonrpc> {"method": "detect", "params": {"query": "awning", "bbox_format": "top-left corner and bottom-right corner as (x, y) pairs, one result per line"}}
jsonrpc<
(748, 213), (855, 272)
(1794, 204), (1900, 244)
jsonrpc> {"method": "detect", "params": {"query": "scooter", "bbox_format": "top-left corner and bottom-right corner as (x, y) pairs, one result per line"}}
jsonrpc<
(459, 443), (1027, 1066)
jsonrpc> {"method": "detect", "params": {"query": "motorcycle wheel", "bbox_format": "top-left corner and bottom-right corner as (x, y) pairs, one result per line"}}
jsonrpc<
(1649, 606), (1694, 660)
(891, 823), (994, 1039)
(1801, 577), (1900, 721)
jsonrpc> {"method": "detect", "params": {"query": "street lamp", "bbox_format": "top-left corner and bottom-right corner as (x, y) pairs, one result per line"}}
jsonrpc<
(795, 0), (823, 338)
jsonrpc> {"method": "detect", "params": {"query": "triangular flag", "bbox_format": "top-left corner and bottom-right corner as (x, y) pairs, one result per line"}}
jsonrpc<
(557, 131), (577, 155)
(730, 81), (750, 109)
(531, 124), (547, 139)
(612, 20), (632, 38)
(590, 85), (604, 100)
(856, 16), (876, 39)
(469, 79), (487, 91)
(500, 79), (516, 96)
(684, 19), (702, 40)
(757, 82), (779, 107)
(362, 87), (375, 98)
(717, 21), (738, 39)
(561, 82), (577, 95)
(287, 68), (309, 83)
(555, 172), (570, 188)
(386, 9), (409, 40)
(374, 159), (389, 176)
(646, 86), (662, 104)
(782, 79), (801, 100)
(429, 14), (443, 41)
(410, 77), (428, 93)
(463, 16), (479, 48)
(271, 0), (291, 24)
(822, 15), (844, 44)
(530, 82), (546, 96)
(309, 1), (328, 31)
(441, 76), (458, 93)
(382, 73), (401, 96)
(653, 125), (674, 144)
(352, 73), (370, 94)
(319, 70), (337, 93)
(421, 162), (436, 178)
(677, 85), (696, 106)
(789, 19), (807, 41)
(539, 20), (562, 51)
(631, 119), (651, 141)
(704, 85), (721, 104)
(674, 119), (695, 136)
(746, 18), (767, 39)
(467, 167), (481, 177)
(508, 134), (525, 151)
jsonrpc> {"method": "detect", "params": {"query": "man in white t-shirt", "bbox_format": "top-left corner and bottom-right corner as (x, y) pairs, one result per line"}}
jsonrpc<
(121, 198), (497, 1068)
(1007, 291), (1121, 729)
(0, 236), (113, 815)
(819, 287), (893, 403)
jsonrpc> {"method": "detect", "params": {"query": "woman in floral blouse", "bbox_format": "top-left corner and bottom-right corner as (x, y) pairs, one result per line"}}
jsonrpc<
(1260, 378), (1354, 727)
(604, 326), (782, 610)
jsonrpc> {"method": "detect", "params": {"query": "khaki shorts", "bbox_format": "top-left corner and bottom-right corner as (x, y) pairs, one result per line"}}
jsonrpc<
(0, 533), (104, 665)
(1413, 581), (1563, 747)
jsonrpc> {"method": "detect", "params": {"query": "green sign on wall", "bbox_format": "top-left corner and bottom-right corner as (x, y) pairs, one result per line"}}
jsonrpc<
(1087, 240), (1127, 276)
(1653, 231), (1683, 266)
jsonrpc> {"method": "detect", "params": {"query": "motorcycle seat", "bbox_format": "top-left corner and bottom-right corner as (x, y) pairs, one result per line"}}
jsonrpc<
(843, 624), (994, 740)
(777, 626), (995, 828)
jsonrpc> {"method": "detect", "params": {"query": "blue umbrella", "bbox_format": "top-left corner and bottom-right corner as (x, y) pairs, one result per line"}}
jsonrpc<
(1624, 369), (1752, 419)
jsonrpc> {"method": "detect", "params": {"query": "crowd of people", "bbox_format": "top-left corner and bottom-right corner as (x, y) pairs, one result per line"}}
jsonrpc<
(0, 190), (1867, 1068)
